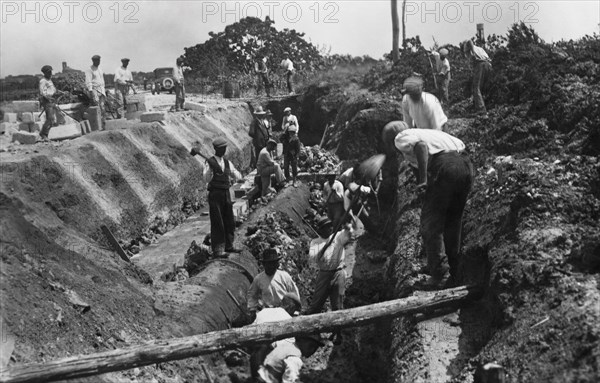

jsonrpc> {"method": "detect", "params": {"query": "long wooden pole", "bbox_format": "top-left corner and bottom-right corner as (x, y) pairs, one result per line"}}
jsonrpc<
(0, 286), (481, 383)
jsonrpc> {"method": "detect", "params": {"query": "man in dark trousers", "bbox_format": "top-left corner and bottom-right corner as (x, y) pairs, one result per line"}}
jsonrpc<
(391, 123), (473, 289)
(191, 138), (243, 257)
(249, 106), (270, 168)
(39, 65), (64, 140)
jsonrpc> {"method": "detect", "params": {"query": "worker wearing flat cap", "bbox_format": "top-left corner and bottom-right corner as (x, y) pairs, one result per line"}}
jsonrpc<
(85, 55), (106, 128)
(192, 137), (244, 257)
(38, 65), (64, 140)
(385, 121), (473, 290)
(427, 48), (451, 104)
(401, 76), (448, 131)
(114, 58), (133, 119)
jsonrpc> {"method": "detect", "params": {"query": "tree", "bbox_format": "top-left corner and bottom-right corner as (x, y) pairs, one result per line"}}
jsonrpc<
(391, 0), (399, 63)
(402, 0), (407, 49)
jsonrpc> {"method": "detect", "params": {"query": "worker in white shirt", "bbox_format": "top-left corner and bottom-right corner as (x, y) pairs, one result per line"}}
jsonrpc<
(281, 107), (299, 133)
(257, 334), (324, 383)
(38, 65), (65, 140)
(85, 55), (106, 128)
(429, 48), (451, 104)
(114, 58), (133, 119)
(463, 40), (492, 114)
(173, 57), (185, 111)
(191, 137), (244, 257)
(279, 52), (294, 94)
(401, 76), (448, 131)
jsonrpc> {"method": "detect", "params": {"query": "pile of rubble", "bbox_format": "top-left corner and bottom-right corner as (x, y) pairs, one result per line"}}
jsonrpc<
(298, 145), (340, 173)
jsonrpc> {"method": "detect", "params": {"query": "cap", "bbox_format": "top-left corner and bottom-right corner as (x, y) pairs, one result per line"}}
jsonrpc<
(121, 58), (130, 63)
(91, 55), (101, 60)
(213, 137), (228, 148)
(41, 65), (53, 73)
(402, 76), (423, 95)
(439, 48), (449, 56)
(176, 57), (184, 63)
(316, 217), (332, 231)
(284, 107), (292, 113)
(261, 248), (281, 262)
(267, 139), (277, 146)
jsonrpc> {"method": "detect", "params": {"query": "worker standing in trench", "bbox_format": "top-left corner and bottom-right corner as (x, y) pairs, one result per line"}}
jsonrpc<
(386, 122), (473, 289)
(191, 137), (244, 257)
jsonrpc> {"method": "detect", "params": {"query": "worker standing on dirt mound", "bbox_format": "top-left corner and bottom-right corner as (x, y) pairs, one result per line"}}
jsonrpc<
(463, 40), (492, 115)
(391, 122), (473, 289)
(250, 292), (302, 381)
(85, 55), (106, 128)
(257, 334), (324, 383)
(280, 52), (295, 94)
(249, 106), (271, 168)
(193, 137), (244, 257)
(255, 54), (271, 97)
(246, 248), (300, 320)
(322, 172), (345, 229)
(428, 48), (451, 105)
(114, 58), (133, 119)
(173, 57), (185, 111)
(307, 216), (358, 344)
(401, 76), (448, 131)
(257, 139), (286, 196)
(39, 65), (63, 140)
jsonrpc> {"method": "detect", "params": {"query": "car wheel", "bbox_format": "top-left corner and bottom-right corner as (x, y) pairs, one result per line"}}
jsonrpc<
(163, 78), (174, 90)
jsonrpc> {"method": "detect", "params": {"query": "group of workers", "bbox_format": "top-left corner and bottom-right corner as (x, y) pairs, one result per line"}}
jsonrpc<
(254, 52), (296, 97)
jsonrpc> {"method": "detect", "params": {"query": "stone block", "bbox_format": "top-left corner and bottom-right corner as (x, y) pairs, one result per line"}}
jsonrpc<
(140, 112), (166, 123)
(79, 120), (92, 135)
(21, 112), (34, 123)
(48, 123), (82, 141)
(125, 111), (144, 120)
(1, 122), (13, 134)
(3, 113), (17, 123)
(19, 122), (34, 132)
(83, 106), (102, 131)
(9, 101), (39, 113)
(12, 131), (38, 145)
(29, 122), (42, 133)
(105, 119), (127, 131)
(184, 101), (207, 113)
(126, 94), (147, 112)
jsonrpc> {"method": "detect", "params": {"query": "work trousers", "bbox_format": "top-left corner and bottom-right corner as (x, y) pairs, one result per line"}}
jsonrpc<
(472, 61), (492, 112)
(90, 91), (106, 127)
(257, 73), (271, 96)
(115, 84), (129, 118)
(259, 164), (285, 196)
(208, 189), (235, 256)
(174, 81), (185, 110)
(420, 152), (473, 281)
(40, 102), (57, 138)
(327, 201), (345, 230)
(251, 144), (265, 169)
(283, 153), (298, 181)
(308, 269), (345, 314)
(438, 74), (450, 105)
(285, 70), (294, 93)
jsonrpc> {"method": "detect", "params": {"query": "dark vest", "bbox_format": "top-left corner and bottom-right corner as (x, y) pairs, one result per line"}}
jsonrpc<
(207, 156), (231, 190)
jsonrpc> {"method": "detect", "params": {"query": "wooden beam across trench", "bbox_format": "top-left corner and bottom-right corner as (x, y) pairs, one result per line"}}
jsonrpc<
(0, 286), (481, 383)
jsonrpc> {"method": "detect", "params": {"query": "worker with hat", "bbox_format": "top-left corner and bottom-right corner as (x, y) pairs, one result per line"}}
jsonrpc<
(283, 120), (300, 187)
(306, 215), (358, 344)
(254, 53), (271, 97)
(257, 139), (286, 195)
(247, 248), (300, 319)
(173, 57), (185, 111)
(401, 76), (448, 131)
(192, 137), (244, 257)
(85, 55), (106, 128)
(322, 172), (345, 229)
(38, 65), (64, 140)
(280, 52), (295, 94)
(114, 58), (134, 119)
(257, 333), (324, 383)
(281, 107), (299, 133)
(249, 106), (271, 168)
(463, 40), (492, 114)
(391, 122), (473, 290)
(250, 292), (303, 380)
(428, 48), (451, 104)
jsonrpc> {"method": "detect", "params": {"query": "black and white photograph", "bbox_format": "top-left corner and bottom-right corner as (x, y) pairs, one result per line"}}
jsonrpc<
(1, 1), (599, 382)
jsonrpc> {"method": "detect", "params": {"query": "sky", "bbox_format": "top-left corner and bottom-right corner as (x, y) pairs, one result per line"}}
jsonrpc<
(1, 0), (599, 77)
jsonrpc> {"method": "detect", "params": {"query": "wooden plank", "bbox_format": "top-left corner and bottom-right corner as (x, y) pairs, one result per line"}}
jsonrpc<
(100, 225), (130, 263)
(0, 286), (481, 383)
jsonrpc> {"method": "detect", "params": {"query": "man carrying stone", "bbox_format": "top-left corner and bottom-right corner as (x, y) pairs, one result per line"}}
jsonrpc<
(401, 76), (447, 131)
(392, 123), (473, 289)
(257, 139), (286, 196)
(114, 58), (133, 119)
(85, 54), (106, 128)
(39, 65), (64, 140)
(173, 57), (185, 111)
(192, 137), (244, 257)
(249, 106), (271, 169)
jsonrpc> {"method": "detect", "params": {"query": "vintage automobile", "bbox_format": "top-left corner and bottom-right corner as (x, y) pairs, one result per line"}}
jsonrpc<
(151, 67), (175, 94)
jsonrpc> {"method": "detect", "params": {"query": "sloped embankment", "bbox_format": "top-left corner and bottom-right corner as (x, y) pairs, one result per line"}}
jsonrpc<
(0, 102), (256, 381)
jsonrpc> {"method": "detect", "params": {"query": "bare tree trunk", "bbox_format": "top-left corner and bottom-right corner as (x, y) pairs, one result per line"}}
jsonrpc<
(391, 0), (400, 63)
(402, 0), (407, 49)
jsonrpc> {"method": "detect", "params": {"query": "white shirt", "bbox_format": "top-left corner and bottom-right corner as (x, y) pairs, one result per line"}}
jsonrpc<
(281, 114), (299, 132)
(394, 129), (465, 168)
(173, 65), (184, 82)
(401, 92), (448, 131)
(254, 307), (295, 347)
(246, 270), (300, 312)
(85, 65), (105, 95)
(471, 46), (491, 62)
(432, 52), (451, 77)
(39, 78), (56, 98)
(309, 228), (353, 271)
(202, 156), (242, 184)
(114, 66), (133, 85)
(280, 58), (294, 71)
(323, 180), (344, 204)
(258, 342), (303, 383)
